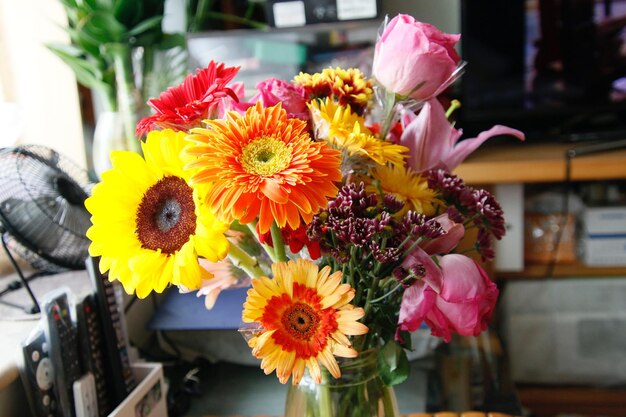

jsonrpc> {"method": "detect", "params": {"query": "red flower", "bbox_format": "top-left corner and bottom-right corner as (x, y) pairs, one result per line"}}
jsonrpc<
(136, 61), (240, 136)
(256, 223), (321, 260)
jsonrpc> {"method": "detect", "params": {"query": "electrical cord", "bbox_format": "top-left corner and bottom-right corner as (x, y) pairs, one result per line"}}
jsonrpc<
(544, 152), (573, 279)
(546, 139), (626, 278)
(0, 230), (40, 313)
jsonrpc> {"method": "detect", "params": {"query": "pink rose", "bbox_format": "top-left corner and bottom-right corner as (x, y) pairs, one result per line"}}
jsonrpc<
(398, 254), (498, 342)
(373, 15), (461, 101)
(214, 82), (253, 118)
(250, 78), (310, 120)
(398, 99), (525, 172)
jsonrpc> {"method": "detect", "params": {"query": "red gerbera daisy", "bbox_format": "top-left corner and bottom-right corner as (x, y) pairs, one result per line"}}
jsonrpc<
(136, 61), (240, 136)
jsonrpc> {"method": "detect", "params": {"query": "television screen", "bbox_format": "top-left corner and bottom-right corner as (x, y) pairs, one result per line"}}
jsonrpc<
(458, 0), (626, 141)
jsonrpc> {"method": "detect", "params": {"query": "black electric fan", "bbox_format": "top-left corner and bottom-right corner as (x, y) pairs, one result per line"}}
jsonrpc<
(0, 145), (93, 313)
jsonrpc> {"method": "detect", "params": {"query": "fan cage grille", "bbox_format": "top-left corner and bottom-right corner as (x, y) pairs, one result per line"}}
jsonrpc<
(0, 145), (94, 271)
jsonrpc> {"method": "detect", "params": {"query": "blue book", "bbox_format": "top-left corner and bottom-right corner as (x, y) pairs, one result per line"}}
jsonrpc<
(148, 287), (249, 331)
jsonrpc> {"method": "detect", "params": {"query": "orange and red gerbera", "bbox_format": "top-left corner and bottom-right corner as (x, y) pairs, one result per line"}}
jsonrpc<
(185, 102), (342, 234)
(242, 258), (368, 384)
(136, 61), (240, 136)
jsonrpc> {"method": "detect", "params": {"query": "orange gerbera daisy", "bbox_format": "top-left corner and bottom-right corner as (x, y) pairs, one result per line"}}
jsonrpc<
(242, 258), (368, 384)
(186, 102), (342, 234)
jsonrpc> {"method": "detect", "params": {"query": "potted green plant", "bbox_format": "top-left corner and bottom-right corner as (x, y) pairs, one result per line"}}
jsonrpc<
(47, 0), (187, 164)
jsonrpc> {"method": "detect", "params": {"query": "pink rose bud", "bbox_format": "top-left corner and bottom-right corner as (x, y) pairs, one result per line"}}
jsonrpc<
(250, 78), (310, 120)
(398, 254), (498, 342)
(373, 14), (461, 101)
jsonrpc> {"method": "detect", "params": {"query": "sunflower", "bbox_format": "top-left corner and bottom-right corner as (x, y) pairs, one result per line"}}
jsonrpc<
(242, 258), (368, 384)
(366, 164), (441, 217)
(310, 99), (407, 169)
(136, 61), (240, 136)
(185, 102), (343, 234)
(85, 129), (230, 298)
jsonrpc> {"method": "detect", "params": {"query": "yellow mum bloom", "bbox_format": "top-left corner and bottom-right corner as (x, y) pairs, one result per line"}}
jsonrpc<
(85, 129), (230, 298)
(367, 164), (441, 217)
(310, 99), (408, 169)
(242, 258), (368, 385)
(294, 67), (373, 115)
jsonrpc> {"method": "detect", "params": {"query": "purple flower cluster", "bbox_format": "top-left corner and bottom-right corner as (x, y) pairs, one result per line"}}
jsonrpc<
(308, 182), (442, 267)
(426, 169), (506, 261)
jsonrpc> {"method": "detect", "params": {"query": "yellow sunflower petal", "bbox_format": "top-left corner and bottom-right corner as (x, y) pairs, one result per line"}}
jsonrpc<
(84, 129), (228, 298)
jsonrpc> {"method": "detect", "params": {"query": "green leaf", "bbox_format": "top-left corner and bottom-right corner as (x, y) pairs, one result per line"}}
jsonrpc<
(127, 15), (163, 37)
(46, 44), (110, 92)
(83, 12), (127, 43)
(398, 330), (413, 351)
(58, 0), (79, 9)
(377, 340), (410, 386)
(156, 33), (186, 50)
(114, 0), (142, 27)
(95, 0), (114, 8)
(78, 0), (100, 12)
(66, 27), (101, 57)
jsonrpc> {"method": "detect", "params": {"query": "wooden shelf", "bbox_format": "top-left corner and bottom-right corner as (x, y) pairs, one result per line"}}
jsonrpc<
(497, 261), (626, 279)
(516, 384), (626, 417)
(453, 141), (626, 185)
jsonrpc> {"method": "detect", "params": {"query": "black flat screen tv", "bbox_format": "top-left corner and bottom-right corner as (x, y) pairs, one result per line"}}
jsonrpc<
(457, 0), (626, 142)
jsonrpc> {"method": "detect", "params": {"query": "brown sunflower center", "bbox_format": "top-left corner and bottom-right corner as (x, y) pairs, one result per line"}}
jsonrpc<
(136, 176), (197, 254)
(240, 137), (292, 176)
(281, 302), (320, 341)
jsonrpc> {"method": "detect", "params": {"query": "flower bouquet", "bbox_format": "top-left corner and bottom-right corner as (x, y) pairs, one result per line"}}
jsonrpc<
(85, 13), (524, 417)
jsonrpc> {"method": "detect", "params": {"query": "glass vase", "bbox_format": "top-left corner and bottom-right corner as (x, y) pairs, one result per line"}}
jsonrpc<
(92, 111), (126, 178)
(284, 349), (399, 417)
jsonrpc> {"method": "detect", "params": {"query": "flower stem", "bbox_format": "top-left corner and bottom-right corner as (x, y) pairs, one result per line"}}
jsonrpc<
(379, 88), (397, 140)
(246, 221), (278, 263)
(369, 282), (404, 304)
(318, 372), (333, 417)
(108, 43), (142, 154)
(270, 222), (287, 262)
(227, 244), (265, 279)
(362, 274), (381, 323)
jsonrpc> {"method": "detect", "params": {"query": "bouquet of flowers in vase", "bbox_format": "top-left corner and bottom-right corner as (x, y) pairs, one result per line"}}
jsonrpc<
(84, 13), (524, 415)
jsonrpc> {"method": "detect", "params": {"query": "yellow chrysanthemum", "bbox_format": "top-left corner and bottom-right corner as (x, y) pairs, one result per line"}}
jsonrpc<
(242, 258), (368, 385)
(367, 164), (441, 216)
(293, 71), (331, 97)
(185, 102), (342, 234)
(85, 129), (230, 298)
(310, 99), (408, 168)
(294, 67), (373, 114)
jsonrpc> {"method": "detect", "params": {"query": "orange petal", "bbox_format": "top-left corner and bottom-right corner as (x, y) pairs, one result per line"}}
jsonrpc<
(260, 178), (289, 204)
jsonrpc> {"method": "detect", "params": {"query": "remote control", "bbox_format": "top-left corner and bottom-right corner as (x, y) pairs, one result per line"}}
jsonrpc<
(73, 372), (98, 417)
(76, 294), (110, 416)
(42, 289), (82, 417)
(86, 256), (137, 407)
(19, 325), (59, 417)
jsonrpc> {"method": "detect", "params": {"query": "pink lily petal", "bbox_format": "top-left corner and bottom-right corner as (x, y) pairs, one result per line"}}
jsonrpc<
(444, 124), (526, 171)
(420, 213), (465, 255)
(402, 246), (442, 293)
